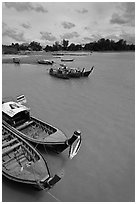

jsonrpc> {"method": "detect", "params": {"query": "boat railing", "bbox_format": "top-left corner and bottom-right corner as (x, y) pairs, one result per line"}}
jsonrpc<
(2, 96), (15, 104)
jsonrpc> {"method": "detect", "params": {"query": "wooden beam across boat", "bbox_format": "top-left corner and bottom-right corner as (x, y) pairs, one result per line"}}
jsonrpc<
(2, 98), (82, 157)
(2, 124), (64, 190)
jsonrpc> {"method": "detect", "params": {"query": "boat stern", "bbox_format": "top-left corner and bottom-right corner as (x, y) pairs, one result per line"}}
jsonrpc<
(40, 169), (65, 190)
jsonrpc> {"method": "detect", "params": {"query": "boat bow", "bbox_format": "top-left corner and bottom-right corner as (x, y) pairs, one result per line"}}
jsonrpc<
(68, 130), (82, 159)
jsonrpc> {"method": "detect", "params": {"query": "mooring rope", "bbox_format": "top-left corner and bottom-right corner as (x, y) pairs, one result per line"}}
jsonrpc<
(47, 191), (61, 202)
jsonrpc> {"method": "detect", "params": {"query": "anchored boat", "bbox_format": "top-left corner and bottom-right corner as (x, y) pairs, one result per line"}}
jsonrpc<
(2, 124), (64, 190)
(13, 58), (20, 64)
(61, 58), (74, 62)
(38, 59), (54, 65)
(57, 64), (94, 78)
(2, 95), (82, 158)
(49, 67), (69, 79)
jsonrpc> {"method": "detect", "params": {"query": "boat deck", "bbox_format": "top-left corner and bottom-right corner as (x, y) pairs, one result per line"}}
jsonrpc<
(19, 123), (49, 140)
(15, 118), (67, 143)
(2, 125), (49, 182)
(16, 119), (55, 141)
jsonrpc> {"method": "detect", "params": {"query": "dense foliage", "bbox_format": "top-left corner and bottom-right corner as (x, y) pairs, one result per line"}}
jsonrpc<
(2, 38), (135, 54)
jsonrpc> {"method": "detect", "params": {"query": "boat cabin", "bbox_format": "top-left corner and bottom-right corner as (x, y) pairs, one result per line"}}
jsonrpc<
(2, 101), (30, 127)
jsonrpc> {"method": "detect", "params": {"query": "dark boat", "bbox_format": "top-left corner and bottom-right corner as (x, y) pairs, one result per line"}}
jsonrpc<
(58, 64), (81, 78)
(2, 95), (82, 158)
(59, 64), (94, 78)
(2, 124), (64, 190)
(49, 67), (69, 79)
(68, 68), (81, 78)
(38, 60), (54, 65)
(81, 66), (94, 77)
(61, 58), (74, 62)
(13, 58), (20, 64)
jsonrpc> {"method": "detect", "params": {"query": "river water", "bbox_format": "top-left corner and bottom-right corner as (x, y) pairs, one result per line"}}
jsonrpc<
(2, 52), (135, 202)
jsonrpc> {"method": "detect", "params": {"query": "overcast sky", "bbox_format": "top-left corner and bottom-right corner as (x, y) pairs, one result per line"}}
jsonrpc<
(2, 2), (135, 46)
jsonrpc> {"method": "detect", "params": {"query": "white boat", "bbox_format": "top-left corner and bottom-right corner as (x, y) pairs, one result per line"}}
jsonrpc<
(38, 59), (54, 65)
(2, 95), (82, 158)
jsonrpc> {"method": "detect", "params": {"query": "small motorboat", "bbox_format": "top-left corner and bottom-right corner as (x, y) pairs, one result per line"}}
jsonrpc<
(2, 124), (64, 190)
(13, 58), (20, 64)
(2, 95), (82, 158)
(49, 67), (69, 79)
(38, 60), (54, 65)
(61, 58), (74, 62)
(81, 66), (94, 77)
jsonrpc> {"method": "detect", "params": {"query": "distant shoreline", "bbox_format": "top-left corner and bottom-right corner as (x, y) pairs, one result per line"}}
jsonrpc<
(2, 51), (134, 65)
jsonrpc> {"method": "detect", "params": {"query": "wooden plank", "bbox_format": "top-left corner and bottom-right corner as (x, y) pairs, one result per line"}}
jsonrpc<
(2, 143), (21, 156)
(2, 138), (18, 148)
(16, 121), (34, 130)
(3, 152), (24, 165)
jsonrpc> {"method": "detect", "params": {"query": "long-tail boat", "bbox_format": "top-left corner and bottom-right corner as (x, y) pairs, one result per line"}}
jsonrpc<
(2, 124), (64, 190)
(49, 67), (69, 79)
(2, 95), (82, 158)
(81, 66), (94, 77)
(61, 58), (74, 62)
(58, 64), (94, 78)
(38, 59), (54, 65)
(13, 58), (20, 64)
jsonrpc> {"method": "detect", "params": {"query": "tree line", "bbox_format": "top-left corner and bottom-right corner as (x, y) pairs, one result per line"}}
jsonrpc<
(2, 38), (135, 54)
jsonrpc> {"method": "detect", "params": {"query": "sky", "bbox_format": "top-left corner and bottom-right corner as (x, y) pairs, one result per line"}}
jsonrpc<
(2, 2), (135, 46)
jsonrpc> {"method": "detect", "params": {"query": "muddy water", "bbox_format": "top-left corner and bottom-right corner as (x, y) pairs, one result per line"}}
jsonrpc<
(2, 52), (135, 202)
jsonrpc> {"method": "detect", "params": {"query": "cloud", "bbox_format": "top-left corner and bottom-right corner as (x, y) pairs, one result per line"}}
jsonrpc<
(34, 4), (48, 13)
(90, 34), (103, 41)
(84, 26), (89, 30)
(21, 23), (31, 29)
(4, 2), (48, 13)
(62, 21), (75, 29)
(76, 8), (88, 14)
(2, 22), (27, 42)
(2, 22), (7, 30)
(110, 14), (127, 25)
(119, 32), (135, 44)
(60, 32), (79, 40)
(110, 2), (135, 26)
(83, 37), (94, 42)
(40, 32), (57, 41)
(104, 31), (135, 44)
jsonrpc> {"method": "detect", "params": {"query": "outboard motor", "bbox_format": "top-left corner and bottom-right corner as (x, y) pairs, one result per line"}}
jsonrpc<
(51, 130), (82, 158)
(42, 169), (65, 190)
(68, 130), (82, 159)
(67, 130), (81, 146)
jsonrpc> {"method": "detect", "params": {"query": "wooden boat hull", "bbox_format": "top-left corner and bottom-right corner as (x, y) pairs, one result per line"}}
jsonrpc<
(2, 124), (63, 190)
(2, 99), (82, 157)
(3, 118), (82, 156)
(13, 58), (20, 64)
(61, 59), (74, 62)
(3, 117), (67, 145)
(68, 72), (81, 78)
(49, 69), (69, 79)
(38, 60), (54, 65)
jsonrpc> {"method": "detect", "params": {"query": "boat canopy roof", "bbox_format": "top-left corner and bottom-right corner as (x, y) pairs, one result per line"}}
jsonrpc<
(2, 101), (30, 118)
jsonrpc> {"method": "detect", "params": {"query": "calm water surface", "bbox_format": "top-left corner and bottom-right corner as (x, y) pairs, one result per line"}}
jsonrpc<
(2, 52), (135, 202)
